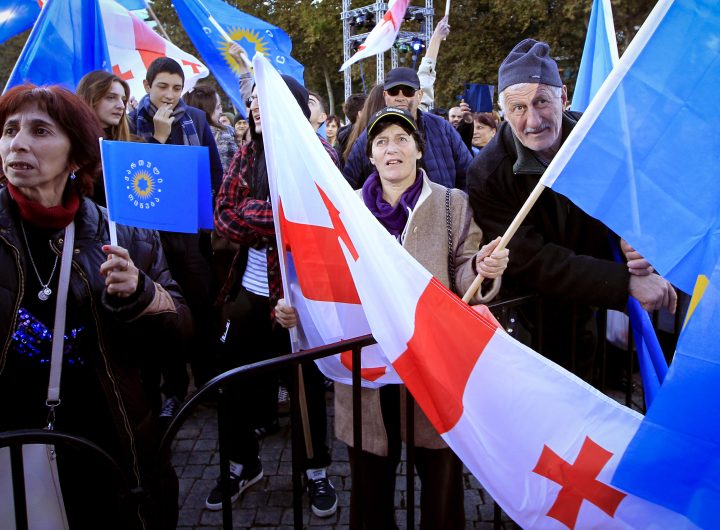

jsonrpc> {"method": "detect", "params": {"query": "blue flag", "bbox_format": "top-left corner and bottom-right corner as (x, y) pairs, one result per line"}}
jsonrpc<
(172, 0), (304, 115)
(101, 140), (213, 233)
(570, 0), (619, 111)
(541, 0), (719, 296)
(539, 0), (720, 525)
(0, 0), (40, 44)
(613, 264), (720, 529)
(4, 0), (111, 93)
(115, 0), (147, 9)
(609, 239), (668, 408)
(571, 0), (668, 410)
(462, 84), (495, 113)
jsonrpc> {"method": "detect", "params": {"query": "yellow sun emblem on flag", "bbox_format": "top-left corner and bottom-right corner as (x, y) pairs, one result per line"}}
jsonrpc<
(220, 28), (270, 75)
(132, 170), (155, 199)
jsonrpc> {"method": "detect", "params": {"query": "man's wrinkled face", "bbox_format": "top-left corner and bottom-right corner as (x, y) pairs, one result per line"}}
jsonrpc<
(502, 83), (566, 160)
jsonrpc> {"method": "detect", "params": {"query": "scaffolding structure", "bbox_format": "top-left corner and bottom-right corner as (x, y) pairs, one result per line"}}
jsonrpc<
(341, 1), (434, 99)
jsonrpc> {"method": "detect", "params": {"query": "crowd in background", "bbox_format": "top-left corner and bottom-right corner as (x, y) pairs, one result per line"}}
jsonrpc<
(0, 17), (678, 530)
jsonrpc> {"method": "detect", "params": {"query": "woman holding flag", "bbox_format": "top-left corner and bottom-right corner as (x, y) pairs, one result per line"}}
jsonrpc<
(0, 84), (189, 529)
(276, 107), (509, 530)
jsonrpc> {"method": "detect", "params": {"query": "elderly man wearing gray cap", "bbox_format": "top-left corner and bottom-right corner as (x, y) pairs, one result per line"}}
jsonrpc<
(467, 39), (676, 382)
(343, 66), (473, 191)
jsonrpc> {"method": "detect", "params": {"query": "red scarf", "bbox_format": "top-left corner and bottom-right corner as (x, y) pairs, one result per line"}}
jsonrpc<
(7, 183), (80, 229)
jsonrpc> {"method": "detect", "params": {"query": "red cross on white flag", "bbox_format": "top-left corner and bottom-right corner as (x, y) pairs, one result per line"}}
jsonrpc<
(253, 53), (698, 529)
(99, 0), (208, 99)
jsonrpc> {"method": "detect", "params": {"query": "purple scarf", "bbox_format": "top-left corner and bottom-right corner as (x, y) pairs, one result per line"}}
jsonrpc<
(362, 170), (424, 238)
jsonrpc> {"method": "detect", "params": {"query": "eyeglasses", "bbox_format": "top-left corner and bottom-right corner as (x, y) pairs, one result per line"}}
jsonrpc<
(386, 86), (416, 98)
(245, 94), (258, 107)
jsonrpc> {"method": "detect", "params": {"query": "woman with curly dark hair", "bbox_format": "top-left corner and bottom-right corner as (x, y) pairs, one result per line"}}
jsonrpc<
(0, 84), (190, 529)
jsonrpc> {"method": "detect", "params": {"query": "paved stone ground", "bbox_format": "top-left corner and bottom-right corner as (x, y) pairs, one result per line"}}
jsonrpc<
(171, 379), (643, 530)
(172, 400), (520, 530)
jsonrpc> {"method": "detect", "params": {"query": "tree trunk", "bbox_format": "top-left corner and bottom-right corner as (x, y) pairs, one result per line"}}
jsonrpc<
(323, 65), (335, 115)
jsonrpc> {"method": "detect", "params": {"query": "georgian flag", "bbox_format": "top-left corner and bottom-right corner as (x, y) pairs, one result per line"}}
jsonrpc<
(254, 52), (697, 529)
(13, 0), (208, 96)
(340, 0), (410, 71)
(99, 0), (208, 98)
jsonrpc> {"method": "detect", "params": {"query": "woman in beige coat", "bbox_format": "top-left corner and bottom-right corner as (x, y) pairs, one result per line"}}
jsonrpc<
(276, 107), (508, 530)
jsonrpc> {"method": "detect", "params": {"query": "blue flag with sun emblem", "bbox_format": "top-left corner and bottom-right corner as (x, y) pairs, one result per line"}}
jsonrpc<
(100, 140), (213, 233)
(172, 0), (304, 115)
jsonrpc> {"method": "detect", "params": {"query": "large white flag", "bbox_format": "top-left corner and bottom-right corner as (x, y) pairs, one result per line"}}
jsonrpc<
(254, 53), (696, 528)
(340, 0), (410, 71)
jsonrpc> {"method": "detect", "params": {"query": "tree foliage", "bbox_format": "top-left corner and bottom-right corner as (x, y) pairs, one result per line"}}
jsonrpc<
(0, 0), (656, 115)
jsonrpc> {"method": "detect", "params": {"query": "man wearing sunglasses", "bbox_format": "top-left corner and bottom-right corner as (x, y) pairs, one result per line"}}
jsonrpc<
(343, 66), (473, 191)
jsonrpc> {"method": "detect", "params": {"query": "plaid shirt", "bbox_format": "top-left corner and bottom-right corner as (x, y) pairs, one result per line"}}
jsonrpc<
(215, 134), (340, 319)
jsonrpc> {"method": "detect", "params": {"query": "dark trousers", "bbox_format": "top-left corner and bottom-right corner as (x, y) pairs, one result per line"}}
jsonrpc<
(161, 231), (215, 392)
(348, 386), (465, 530)
(218, 287), (330, 469)
(141, 232), (215, 407)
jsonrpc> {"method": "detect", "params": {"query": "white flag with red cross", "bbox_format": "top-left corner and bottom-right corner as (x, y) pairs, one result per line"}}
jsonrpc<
(254, 53), (697, 528)
(340, 0), (410, 71)
(99, 0), (208, 99)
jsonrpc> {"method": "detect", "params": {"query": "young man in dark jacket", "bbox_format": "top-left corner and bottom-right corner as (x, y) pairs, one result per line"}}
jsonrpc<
(128, 57), (223, 419)
(343, 67), (473, 190)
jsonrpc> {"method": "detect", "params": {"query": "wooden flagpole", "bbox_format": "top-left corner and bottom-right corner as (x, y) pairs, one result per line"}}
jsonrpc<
(145, 4), (172, 42)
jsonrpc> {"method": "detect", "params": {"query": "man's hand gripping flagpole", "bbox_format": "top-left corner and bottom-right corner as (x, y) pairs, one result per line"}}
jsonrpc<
(462, 183), (546, 303)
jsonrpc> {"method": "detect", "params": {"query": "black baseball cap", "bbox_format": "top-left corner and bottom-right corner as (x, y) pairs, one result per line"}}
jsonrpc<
(383, 67), (421, 91)
(366, 106), (418, 137)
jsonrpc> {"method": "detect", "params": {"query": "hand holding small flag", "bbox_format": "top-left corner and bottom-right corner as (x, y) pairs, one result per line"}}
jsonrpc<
(100, 244), (139, 298)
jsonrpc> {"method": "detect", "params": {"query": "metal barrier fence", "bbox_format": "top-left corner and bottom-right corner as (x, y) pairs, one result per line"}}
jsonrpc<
(1, 292), (683, 529)
(0, 429), (131, 530)
(159, 294), (541, 530)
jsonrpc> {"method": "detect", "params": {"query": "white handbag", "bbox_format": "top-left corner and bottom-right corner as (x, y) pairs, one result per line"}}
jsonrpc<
(0, 222), (75, 530)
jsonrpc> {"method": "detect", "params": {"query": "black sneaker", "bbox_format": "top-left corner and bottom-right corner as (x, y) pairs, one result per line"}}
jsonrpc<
(205, 460), (263, 511)
(253, 420), (280, 439)
(159, 396), (182, 418)
(277, 385), (290, 415)
(306, 469), (337, 517)
(158, 396), (182, 429)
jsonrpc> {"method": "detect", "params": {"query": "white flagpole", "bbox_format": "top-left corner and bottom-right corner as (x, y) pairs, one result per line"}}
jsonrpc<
(254, 54), (314, 459)
(98, 138), (119, 246)
(193, 0), (253, 71)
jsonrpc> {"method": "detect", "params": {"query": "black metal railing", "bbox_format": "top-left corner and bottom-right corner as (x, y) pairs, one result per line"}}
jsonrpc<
(159, 294), (542, 530)
(0, 429), (130, 530)
(1, 291), (684, 530)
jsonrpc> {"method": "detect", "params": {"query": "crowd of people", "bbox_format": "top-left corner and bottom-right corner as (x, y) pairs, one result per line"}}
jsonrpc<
(0, 28), (677, 530)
